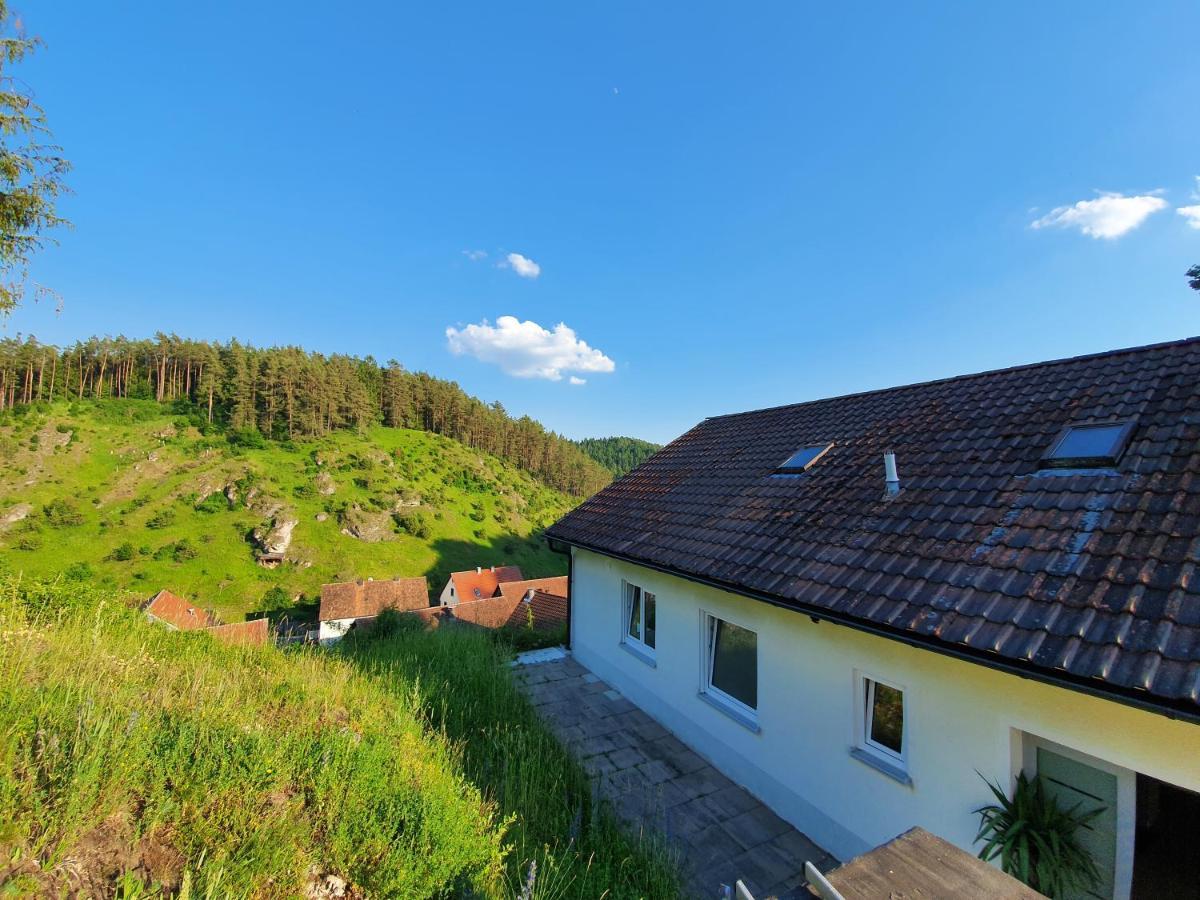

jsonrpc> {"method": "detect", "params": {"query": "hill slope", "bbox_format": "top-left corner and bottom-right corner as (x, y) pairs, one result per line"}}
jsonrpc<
(576, 436), (662, 478)
(0, 400), (573, 621)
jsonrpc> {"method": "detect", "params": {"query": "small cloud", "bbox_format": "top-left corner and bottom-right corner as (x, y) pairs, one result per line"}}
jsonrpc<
(462, 249), (487, 261)
(569, 376), (586, 386)
(446, 315), (615, 382)
(1177, 176), (1200, 230)
(501, 252), (541, 279)
(1031, 191), (1168, 239)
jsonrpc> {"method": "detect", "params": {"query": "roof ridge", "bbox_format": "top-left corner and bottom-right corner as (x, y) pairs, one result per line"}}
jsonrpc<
(705, 335), (1200, 422)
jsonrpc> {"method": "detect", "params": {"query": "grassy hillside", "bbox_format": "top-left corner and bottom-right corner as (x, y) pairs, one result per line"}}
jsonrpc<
(0, 400), (573, 622)
(576, 437), (662, 478)
(0, 576), (682, 898)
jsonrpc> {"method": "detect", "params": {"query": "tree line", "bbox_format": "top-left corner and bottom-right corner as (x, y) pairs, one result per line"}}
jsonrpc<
(0, 334), (612, 496)
(576, 436), (662, 478)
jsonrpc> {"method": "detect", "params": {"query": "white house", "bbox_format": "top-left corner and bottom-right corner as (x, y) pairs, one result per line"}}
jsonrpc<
(318, 576), (429, 644)
(546, 338), (1200, 900)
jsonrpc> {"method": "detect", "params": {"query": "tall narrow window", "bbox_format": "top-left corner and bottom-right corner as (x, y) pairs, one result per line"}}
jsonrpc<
(701, 614), (758, 727)
(622, 581), (656, 662)
(853, 673), (908, 783)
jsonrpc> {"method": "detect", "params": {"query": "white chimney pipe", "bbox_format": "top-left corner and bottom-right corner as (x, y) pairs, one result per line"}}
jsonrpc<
(883, 450), (900, 496)
(476, 566), (482, 574)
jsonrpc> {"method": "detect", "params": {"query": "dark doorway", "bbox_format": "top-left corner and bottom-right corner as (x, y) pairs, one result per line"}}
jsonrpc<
(1131, 775), (1200, 899)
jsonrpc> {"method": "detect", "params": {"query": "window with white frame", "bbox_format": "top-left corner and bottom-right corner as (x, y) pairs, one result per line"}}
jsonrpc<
(622, 581), (655, 656)
(857, 673), (906, 770)
(701, 614), (757, 720)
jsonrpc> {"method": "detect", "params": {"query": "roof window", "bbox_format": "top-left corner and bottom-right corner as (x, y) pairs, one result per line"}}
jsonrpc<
(1041, 421), (1134, 469)
(775, 443), (833, 474)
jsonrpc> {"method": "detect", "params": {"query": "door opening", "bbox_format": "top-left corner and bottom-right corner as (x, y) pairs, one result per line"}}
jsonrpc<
(1130, 775), (1200, 900)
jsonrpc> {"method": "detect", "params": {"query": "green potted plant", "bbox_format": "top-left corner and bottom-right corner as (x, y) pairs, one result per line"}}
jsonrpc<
(974, 771), (1102, 898)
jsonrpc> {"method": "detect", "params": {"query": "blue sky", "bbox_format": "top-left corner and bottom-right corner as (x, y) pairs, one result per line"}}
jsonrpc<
(6, 2), (1199, 444)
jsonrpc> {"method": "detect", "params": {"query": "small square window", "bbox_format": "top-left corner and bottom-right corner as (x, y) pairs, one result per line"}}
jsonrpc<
(1042, 421), (1134, 469)
(775, 443), (833, 474)
(622, 582), (656, 658)
(702, 614), (758, 722)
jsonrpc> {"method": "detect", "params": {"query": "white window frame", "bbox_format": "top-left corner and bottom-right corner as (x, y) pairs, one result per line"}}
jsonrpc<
(699, 611), (759, 731)
(852, 670), (909, 784)
(620, 580), (656, 665)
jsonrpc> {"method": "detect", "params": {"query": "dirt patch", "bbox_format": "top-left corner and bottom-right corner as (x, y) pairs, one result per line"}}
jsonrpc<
(304, 866), (363, 899)
(0, 502), (32, 529)
(14, 814), (187, 898)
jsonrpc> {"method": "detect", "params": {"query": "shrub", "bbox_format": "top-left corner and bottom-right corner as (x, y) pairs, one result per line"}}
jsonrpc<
(107, 542), (136, 562)
(394, 508), (432, 539)
(975, 771), (1102, 897)
(227, 427), (266, 449)
(63, 561), (94, 581)
(260, 585), (291, 611)
(145, 508), (176, 529)
(43, 498), (84, 527)
(195, 492), (229, 514)
(171, 539), (198, 562)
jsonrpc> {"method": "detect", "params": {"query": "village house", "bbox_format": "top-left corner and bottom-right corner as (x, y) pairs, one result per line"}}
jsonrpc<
(545, 338), (1200, 900)
(438, 564), (524, 606)
(207, 617), (272, 647)
(144, 589), (217, 631)
(318, 576), (430, 644)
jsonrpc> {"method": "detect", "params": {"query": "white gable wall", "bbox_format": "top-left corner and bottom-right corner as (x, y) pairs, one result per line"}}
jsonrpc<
(569, 546), (1200, 872)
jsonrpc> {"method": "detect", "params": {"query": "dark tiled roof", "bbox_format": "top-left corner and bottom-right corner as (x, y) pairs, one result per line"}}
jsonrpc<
(319, 577), (429, 621)
(497, 576), (569, 603)
(547, 338), (1200, 715)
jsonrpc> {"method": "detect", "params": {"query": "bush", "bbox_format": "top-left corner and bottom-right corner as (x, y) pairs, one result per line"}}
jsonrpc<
(394, 508), (432, 539)
(227, 427), (266, 449)
(43, 498), (84, 527)
(63, 561), (94, 581)
(107, 542), (136, 562)
(145, 508), (176, 529)
(171, 539), (198, 562)
(260, 585), (291, 611)
(195, 492), (229, 514)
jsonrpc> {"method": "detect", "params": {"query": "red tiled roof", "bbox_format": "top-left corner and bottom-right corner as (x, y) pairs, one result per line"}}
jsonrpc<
(145, 589), (216, 631)
(497, 575), (568, 603)
(547, 337), (1200, 716)
(207, 618), (271, 646)
(319, 577), (429, 622)
(505, 590), (568, 632)
(449, 565), (524, 601)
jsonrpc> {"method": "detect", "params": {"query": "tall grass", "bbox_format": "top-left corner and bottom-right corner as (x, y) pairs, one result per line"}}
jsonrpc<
(0, 576), (505, 897)
(343, 622), (683, 900)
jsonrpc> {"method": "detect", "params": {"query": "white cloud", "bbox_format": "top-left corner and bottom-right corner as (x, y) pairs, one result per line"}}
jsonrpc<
(446, 316), (615, 382)
(569, 376), (586, 386)
(1178, 176), (1200, 229)
(502, 252), (541, 278)
(462, 249), (487, 261)
(1031, 191), (1167, 239)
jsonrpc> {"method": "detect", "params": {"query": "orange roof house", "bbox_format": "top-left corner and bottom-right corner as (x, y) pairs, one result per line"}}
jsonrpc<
(318, 576), (430, 643)
(207, 618), (271, 647)
(144, 589), (217, 631)
(439, 565), (524, 606)
(497, 575), (568, 604)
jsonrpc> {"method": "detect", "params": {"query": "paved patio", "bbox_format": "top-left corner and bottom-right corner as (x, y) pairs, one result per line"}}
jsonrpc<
(514, 654), (837, 899)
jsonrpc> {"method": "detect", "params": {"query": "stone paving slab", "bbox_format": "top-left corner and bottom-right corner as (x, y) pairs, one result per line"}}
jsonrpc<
(514, 655), (838, 899)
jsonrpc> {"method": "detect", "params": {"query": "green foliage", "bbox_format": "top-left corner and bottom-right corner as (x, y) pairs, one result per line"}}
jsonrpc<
(42, 497), (83, 527)
(106, 542), (136, 562)
(1188, 264), (1200, 292)
(144, 508), (176, 529)
(975, 771), (1102, 897)
(576, 436), (662, 478)
(0, 576), (507, 897)
(394, 507), (432, 539)
(194, 491), (229, 514)
(0, 2), (71, 315)
(227, 427), (266, 449)
(346, 625), (683, 899)
(259, 585), (291, 611)
(62, 560), (92, 581)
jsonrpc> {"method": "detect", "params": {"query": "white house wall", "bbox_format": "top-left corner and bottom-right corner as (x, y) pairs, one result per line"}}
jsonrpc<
(569, 547), (1200, 864)
(318, 617), (359, 644)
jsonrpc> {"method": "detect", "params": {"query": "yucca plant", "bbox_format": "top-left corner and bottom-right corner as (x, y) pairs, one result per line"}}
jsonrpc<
(975, 771), (1102, 899)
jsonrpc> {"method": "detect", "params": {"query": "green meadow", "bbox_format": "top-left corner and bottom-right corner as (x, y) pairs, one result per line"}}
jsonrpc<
(0, 576), (682, 898)
(0, 400), (573, 622)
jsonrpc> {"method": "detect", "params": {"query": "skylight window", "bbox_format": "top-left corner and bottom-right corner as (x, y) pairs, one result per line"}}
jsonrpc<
(1042, 421), (1134, 469)
(775, 443), (833, 474)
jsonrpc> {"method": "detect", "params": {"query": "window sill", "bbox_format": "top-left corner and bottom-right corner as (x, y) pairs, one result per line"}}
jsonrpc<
(698, 690), (760, 733)
(850, 747), (911, 786)
(620, 641), (657, 668)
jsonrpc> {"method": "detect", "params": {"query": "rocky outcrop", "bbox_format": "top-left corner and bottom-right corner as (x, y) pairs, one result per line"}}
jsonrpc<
(316, 471), (336, 496)
(253, 514), (298, 565)
(338, 505), (395, 543)
(0, 503), (32, 528)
